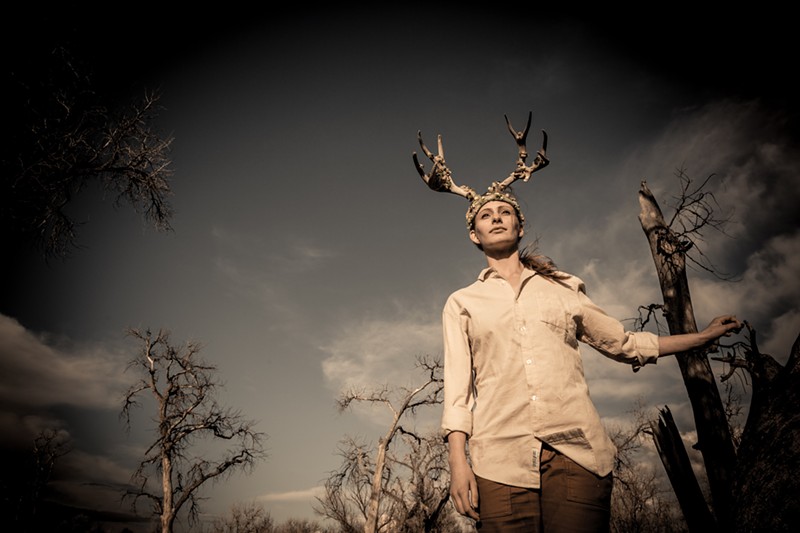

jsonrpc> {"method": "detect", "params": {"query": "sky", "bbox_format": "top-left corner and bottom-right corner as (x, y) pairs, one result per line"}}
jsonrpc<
(2, 5), (799, 531)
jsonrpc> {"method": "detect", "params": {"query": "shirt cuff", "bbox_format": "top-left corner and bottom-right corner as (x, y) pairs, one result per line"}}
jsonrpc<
(441, 410), (473, 439)
(630, 331), (660, 372)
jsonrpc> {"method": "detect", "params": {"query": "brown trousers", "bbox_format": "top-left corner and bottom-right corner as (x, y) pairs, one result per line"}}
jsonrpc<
(475, 445), (612, 532)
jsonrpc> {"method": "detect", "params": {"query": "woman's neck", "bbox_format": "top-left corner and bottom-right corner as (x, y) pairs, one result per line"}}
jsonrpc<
(485, 250), (525, 288)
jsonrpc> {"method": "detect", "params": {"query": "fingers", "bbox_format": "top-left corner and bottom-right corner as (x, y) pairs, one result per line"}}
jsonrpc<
(714, 315), (742, 327)
(465, 488), (480, 520)
(710, 315), (743, 337)
(452, 495), (479, 520)
(723, 315), (743, 332)
(451, 485), (480, 520)
(469, 480), (480, 519)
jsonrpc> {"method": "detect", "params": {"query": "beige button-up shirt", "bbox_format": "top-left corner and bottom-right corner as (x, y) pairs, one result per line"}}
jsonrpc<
(441, 267), (660, 488)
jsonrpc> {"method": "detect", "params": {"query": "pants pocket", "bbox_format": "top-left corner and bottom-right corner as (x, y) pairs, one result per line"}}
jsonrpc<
(475, 476), (513, 519)
(565, 459), (613, 509)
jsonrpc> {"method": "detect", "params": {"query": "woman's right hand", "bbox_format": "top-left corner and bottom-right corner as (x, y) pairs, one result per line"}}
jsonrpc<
(447, 431), (480, 520)
(449, 458), (480, 520)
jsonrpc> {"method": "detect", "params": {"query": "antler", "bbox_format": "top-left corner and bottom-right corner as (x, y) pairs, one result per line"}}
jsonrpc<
(412, 132), (477, 200)
(498, 111), (549, 189)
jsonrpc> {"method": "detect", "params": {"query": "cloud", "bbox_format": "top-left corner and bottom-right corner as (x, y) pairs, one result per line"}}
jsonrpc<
(258, 485), (324, 502)
(210, 225), (340, 332)
(692, 229), (800, 351)
(211, 225), (338, 275)
(622, 99), (785, 187)
(0, 314), (129, 412)
(0, 316), (147, 523)
(574, 257), (663, 326)
(762, 308), (800, 362)
(320, 315), (441, 393)
(318, 308), (444, 429)
(51, 448), (137, 506)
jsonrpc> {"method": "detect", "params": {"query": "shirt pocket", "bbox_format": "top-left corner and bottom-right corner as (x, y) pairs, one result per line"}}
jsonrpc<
(537, 295), (579, 348)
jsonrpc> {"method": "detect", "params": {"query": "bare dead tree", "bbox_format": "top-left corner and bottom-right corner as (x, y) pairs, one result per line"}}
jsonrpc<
(383, 429), (457, 533)
(121, 327), (267, 533)
(209, 502), (275, 533)
(637, 171), (800, 532)
(28, 429), (72, 523)
(316, 355), (458, 533)
(663, 170), (735, 279)
(638, 172), (737, 530)
(607, 403), (687, 533)
(1, 429), (72, 532)
(648, 407), (715, 532)
(272, 518), (339, 533)
(210, 501), (339, 533)
(3, 45), (174, 260)
(712, 322), (800, 531)
(316, 431), (461, 533)
(315, 435), (372, 533)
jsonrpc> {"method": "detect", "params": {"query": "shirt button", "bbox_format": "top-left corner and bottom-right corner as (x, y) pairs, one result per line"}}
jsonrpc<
(531, 395), (538, 401)
(520, 326), (527, 333)
(526, 359), (532, 365)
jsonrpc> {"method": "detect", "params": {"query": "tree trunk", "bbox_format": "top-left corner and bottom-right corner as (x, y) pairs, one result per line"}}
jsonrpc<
(638, 181), (735, 530)
(365, 437), (388, 533)
(730, 331), (800, 532)
(162, 453), (174, 533)
(649, 406), (716, 531)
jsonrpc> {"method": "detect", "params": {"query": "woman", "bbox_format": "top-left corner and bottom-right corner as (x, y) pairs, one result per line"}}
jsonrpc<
(412, 115), (742, 532)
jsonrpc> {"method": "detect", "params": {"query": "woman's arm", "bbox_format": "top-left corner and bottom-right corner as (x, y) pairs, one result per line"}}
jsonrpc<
(658, 315), (743, 356)
(447, 431), (480, 520)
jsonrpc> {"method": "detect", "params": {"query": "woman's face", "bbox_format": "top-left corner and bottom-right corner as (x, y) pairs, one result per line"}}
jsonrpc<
(469, 200), (524, 252)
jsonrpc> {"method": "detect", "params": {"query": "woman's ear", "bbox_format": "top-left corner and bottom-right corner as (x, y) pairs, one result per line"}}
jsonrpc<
(469, 229), (481, 245)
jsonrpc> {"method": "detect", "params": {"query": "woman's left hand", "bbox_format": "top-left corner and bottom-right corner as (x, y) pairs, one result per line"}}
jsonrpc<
(702, 315), (743, 342)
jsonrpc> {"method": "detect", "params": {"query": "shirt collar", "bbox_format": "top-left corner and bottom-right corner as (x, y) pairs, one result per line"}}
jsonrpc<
(477, 266), (537, 282)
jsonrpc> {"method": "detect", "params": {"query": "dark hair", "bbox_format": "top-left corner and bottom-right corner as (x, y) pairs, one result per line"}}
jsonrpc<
(519, 244), (566, 279)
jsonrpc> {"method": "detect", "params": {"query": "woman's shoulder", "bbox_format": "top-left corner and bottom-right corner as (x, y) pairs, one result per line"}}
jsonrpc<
(545, 271), (586, 294)
(443, 282), (479, 316)
(446, 277), (484, 299)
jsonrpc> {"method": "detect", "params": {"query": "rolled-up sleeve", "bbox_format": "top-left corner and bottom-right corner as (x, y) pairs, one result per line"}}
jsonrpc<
(574, 283), (660, 371)
(441, 299), (475, 438)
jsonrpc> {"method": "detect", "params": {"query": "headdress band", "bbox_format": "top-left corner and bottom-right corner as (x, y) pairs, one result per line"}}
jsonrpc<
(412, 112), (549, 228)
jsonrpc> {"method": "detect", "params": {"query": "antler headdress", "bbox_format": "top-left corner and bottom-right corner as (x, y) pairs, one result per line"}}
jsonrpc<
(412, 112), (549, 228)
